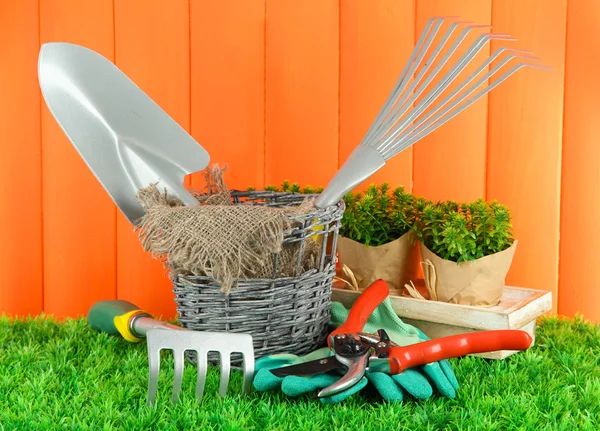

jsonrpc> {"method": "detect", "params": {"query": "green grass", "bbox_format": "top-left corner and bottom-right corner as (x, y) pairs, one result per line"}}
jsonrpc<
(0, 315), (599, 431)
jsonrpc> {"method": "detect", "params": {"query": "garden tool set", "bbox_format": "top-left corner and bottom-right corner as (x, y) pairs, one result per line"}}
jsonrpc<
(87, 299), (255, 406)
(37, 16), (545, 406)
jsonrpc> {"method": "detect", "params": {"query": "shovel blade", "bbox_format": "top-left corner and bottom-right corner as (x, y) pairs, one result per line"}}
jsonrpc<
(38, 42), (210, 225)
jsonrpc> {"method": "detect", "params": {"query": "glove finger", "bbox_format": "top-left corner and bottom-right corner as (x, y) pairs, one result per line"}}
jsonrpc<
(366, 372), (404, 402)
(320, 376), (369, 404)
(253, 368), (285, 392)
(391, 369), (433, 399)
(255, 347), (333, 372)
(281, 373), (339, 397)
(255, 356), (296, 372)
(439, 359), (460, 391)
(422, 363), (457, 398)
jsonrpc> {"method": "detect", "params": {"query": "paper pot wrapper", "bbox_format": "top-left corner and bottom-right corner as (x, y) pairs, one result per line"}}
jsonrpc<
(336, 231), (418, 295)
(415, 241), (518, 306)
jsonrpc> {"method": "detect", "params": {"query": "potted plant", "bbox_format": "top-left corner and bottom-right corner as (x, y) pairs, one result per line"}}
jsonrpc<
(335, 183), (429, 295)
(411, 198), (517, 306)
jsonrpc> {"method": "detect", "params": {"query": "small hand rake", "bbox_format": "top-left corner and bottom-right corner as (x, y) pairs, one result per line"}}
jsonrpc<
(87, 300), (255, 406)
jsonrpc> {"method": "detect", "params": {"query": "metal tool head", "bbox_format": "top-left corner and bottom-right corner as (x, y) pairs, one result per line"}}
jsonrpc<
(37, 42), (210, 225)
(314, 17), (550, 209)
(146, 329), (255, 406)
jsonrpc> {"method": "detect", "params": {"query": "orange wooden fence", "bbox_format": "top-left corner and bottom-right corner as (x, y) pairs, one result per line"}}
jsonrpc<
(1, 0), (598, 323)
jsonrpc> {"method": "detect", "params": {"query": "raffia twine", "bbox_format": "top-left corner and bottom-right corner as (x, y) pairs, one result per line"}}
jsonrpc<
(134, 165), (320, 294)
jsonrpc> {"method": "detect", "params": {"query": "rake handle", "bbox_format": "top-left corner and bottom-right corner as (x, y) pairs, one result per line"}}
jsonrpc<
(88, 300), (144, 335)
(88, 300), (186, 343)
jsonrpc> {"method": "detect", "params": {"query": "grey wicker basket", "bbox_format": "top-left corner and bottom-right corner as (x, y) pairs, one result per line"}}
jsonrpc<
(172, 190), (345, 365)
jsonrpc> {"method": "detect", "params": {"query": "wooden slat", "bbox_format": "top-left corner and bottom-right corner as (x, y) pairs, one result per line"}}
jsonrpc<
(339, 0), (415, 192)
(0, 0), (43, 317)
(486, 0), (567, 314)
(413, 1), (492, 202)
(40, 0), (116, 319)
(114, 0), (190, 319)
(190, 0), (265, 191)
(265, 0), (339, 189)
(559, 1), (600, 322)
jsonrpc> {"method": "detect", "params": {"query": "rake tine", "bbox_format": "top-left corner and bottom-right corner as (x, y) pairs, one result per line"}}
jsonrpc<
(195, 350), (208, 402)
(171, 349), (185, 404)
(147, 338), (161, 407)
(218, 353), (231, 397)
(241, 354), (255, 396)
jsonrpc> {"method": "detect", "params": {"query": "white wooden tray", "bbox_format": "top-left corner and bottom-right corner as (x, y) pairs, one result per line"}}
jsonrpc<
(331, 284), (552, 359)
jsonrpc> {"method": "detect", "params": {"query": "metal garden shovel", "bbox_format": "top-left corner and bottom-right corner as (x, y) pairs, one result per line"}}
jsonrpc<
(37, 42), (210, 225)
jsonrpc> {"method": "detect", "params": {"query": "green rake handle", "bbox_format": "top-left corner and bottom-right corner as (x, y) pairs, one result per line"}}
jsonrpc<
(88, 300), (152, 342)
(88, 300), (185, 343)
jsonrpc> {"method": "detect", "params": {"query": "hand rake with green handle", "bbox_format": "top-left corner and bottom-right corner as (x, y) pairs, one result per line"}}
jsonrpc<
(87, 300), (255, 406)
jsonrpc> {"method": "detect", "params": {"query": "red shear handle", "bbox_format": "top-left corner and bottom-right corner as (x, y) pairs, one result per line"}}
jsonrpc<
(387, 330), (533, 374)
(328, 279), (389, 346)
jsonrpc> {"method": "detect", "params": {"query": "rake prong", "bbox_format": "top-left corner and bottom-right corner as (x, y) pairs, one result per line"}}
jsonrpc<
(146, 334), (161, 407)
(241, 353), (255, 396)
(195, 350), (208, 402)
(171, 349), (185, 404)
(218, 352), (231, 397)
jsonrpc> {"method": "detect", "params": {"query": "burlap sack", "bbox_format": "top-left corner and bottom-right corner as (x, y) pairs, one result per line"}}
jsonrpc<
(408, 240), (518, 306)
(134, 165), (320, 294)
(336, 230), (418, 295)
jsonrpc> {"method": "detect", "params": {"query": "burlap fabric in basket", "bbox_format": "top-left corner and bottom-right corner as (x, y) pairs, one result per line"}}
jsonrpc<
(135, 166), (323, 294)
(135, 165), (345, 364)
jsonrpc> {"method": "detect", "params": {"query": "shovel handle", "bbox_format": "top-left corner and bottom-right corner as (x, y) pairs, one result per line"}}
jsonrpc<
(88, 300), (151, 342)
(387, 330), (533, 374)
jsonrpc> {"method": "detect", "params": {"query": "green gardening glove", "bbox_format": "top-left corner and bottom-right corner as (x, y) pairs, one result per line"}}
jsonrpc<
(329, 297), (460, 401)
(253, 347), (369, 404)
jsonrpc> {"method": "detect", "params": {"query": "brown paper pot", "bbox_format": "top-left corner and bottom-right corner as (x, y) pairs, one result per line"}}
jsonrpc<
(337, 230), (418, 295)
(419, 240), (518, 306)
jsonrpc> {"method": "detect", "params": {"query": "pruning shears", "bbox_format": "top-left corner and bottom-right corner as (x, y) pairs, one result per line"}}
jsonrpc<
(269, 279), (533, 398)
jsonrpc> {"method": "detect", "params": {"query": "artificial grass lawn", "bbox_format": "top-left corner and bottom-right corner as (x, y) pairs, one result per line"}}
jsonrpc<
(0, 315), (599, 431)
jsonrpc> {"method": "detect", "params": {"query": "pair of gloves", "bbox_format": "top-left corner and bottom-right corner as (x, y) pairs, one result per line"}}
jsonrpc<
(252, 296), (459, 404)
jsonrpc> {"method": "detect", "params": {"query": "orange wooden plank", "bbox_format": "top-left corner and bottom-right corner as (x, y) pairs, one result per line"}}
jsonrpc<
(190, 0), (265, 191)
(0, 0), (43, 317)
(339, 0), (415, 192)
(265, 0), (339, 189)
(413, 1), (492, 202)
(486, 0), (567, 314)
(115, 0), (190, 319)
(40, 0), (116, 319)
(559, 1), (600, 322)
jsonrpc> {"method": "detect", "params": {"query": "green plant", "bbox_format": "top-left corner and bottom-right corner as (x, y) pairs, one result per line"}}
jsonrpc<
(261, 181), (324, 195)
(340, 183), (429, 246)
(415, 198), (515, 262)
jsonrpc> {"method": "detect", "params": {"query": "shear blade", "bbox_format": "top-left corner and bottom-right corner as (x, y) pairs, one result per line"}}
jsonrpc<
(269, 356), (343, 377)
